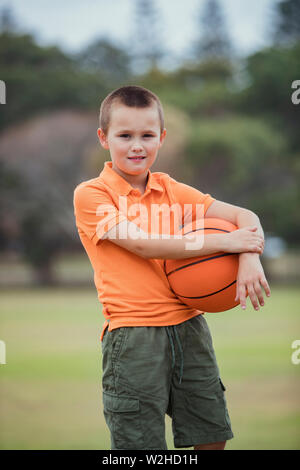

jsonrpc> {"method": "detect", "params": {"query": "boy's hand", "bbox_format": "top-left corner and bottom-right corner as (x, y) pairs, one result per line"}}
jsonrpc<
(224, 226), (264, 255)
(235, 253), (271, 310)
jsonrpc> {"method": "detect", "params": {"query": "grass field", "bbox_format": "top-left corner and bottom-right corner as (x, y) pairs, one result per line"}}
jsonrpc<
(0, 285), (299, 450)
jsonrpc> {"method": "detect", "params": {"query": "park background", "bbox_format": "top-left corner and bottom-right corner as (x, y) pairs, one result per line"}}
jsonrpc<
(0, 0), (299, 450)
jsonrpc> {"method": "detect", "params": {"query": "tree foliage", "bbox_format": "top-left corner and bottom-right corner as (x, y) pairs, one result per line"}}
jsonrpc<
(74, 37), (132, 85)
(192, 0), (233, 61)
(129, 0), (165, 74)
(0, 31), (118, 130)
(273, 0), (300, 45)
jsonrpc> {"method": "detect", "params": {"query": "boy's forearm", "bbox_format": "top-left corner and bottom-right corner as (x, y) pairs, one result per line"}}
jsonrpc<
(236, 210), (264, 260)
(141, 233), (227, 259)
(105, 216), (263, 260)
(236, 210), (264, 238)
(141, 209), (264, 260)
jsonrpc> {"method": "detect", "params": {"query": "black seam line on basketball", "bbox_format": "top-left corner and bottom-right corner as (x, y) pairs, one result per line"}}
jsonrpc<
(173, 280), (237, 299)
(166, 253), (235, 277)
(184, 227), (230, 236)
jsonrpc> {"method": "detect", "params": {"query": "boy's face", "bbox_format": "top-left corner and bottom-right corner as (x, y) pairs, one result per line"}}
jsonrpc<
(97, 102), (166, 180)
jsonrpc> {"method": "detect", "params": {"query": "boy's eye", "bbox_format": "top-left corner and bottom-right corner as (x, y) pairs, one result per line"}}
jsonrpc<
(119, 134), (154, 138)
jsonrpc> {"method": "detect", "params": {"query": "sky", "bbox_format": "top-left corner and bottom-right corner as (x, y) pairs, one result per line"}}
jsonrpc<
(0, 0), (278, 69)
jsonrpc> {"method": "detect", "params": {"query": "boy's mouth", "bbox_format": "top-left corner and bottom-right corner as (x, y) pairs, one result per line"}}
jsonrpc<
(127, 156), (146, 161)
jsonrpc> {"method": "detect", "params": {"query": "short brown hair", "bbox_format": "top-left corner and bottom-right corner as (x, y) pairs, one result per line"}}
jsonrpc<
(99, 85), (164, 136)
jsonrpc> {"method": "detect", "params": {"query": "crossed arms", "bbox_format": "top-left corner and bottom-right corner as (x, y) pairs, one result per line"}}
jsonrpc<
(102, 199), (271, 310)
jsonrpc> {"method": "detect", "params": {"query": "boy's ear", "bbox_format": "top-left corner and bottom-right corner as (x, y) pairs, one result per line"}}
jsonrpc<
(97, 128), (109, 150)
(159, 128), (167, 147)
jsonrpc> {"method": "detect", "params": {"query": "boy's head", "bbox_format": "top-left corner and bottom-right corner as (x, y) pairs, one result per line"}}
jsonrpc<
(97, 85), (167, 179)
(99, 85), (165, 136)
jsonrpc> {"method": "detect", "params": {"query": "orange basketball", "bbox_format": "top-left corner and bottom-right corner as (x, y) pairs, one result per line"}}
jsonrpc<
(164, 217), (242, 313)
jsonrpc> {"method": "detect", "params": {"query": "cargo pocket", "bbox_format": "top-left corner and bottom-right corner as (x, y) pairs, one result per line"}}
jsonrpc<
(185, 378), (232, 435)
(103, 391), (144, 450)
(219, 377), (226, 391)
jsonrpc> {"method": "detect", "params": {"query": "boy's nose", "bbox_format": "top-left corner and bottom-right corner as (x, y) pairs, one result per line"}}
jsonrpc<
(131, 141), (144, 151)
(131, 146), (143, 152)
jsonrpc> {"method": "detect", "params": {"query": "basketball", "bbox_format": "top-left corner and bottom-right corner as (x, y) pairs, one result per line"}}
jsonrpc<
(164, 217), (243, 313)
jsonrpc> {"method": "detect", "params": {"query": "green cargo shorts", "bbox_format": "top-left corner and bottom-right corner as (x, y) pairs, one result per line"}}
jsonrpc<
(101, 314), (234, 450)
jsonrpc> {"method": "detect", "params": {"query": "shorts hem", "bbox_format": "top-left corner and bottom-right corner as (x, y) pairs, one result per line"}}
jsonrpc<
(174, 430), (234, 448)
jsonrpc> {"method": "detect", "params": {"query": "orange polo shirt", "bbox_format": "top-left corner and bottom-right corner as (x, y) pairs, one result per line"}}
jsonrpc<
(73, 161), (215, 340)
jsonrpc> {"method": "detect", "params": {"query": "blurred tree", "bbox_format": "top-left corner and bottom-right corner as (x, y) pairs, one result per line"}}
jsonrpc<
(74, 37), (132, 86)
(185, 115), (300, 244)
(238, 42), (300, 151)
(0, 31), (109, 131)
(0, 110), (106, 284)
(0, 31), (72, 68)
(129, 0), (165, 74)
(155, 77), (234, 121)
(176, 0), (235, 95)
(192, 0), (234, 62)
(272, 0), (300, 45)
(0, 159), (23, 252)
(0, 4), (17, 32)
(187, 116), (285, 198)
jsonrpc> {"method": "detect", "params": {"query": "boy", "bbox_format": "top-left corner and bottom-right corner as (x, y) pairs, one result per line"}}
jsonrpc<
(73, 85), (270, 450)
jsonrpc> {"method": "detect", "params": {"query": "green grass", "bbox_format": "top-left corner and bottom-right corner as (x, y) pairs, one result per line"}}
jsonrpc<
(0, 285), (300, 450)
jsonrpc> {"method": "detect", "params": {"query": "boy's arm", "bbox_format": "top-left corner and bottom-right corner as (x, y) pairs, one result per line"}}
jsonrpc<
(205, 200), (271, 310)
(102, 217), (264, 259)
(74, 183), (261, 258)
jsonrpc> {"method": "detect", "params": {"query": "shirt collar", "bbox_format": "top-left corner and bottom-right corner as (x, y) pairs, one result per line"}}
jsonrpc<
(99, 161), (163, 196)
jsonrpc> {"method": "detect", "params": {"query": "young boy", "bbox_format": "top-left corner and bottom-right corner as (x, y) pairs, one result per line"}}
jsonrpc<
(73, 85), (270, 450)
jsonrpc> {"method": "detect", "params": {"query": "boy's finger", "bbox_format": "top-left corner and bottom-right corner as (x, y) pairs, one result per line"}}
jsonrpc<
(254, 281), (265, 306)
(247, 284), (259, 310)
(239, 285), (247, 310)
(235, 282), (239, 302)
(261, 277), (271, 297)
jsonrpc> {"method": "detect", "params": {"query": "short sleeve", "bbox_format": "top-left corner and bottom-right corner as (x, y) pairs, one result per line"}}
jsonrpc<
(168, 178), (215, 227)
(73, 183), (127, 245)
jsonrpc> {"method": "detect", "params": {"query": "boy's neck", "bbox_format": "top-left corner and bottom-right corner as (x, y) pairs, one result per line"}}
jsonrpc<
(112, 164), (149, 192)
